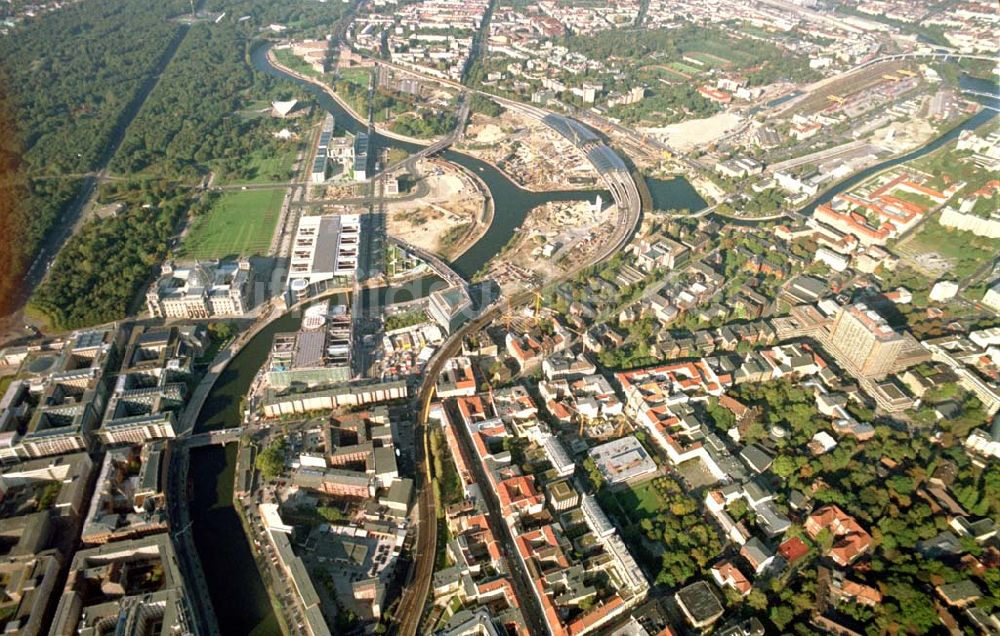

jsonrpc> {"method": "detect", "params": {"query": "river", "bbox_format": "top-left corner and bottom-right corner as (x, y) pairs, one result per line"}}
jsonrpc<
(190, 48), (620, 635)
(189, 312), (301, 635)
(251, 44), (614, 280)
(645, 176), (708, 213)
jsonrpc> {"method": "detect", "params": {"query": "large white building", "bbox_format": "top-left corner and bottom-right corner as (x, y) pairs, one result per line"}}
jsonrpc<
(983, 281), (1000, 313)
(587, 436), (657, 486)
(146, 259), (253, 319)
(287, 214), (360, 291)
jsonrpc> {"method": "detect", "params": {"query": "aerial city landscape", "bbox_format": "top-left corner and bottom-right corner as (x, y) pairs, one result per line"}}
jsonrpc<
(0, 0), (998, 634)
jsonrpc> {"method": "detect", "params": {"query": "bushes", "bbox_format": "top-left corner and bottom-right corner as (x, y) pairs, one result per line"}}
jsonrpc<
(255, 438), (287, 482)
(470, 94), (503, 118)
(390, 110), (458, 139)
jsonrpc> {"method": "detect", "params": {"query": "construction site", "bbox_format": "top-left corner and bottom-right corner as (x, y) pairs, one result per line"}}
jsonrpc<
(384, 159), (488, 261)
(484, 196), (613, 292)
(460, 109), (601, 191)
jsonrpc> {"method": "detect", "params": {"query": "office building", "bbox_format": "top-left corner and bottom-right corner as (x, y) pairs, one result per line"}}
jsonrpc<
(49, 534), (194, 636)
(428, 285), (474, 334)
(80, 444), (167, 545)
(266, 305), (352, 389)
(587, 436), (657, 486)
(287, 215), (360, 289)
(1, 329), (122, 460)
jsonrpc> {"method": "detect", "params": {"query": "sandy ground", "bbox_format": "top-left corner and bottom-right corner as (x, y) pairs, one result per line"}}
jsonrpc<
(689, 175), (727, 204)
(870, 118), (936, 153)
(639, 112), (744, 152)
(470, 122), (506, 145)
(386, 159), (485, 259)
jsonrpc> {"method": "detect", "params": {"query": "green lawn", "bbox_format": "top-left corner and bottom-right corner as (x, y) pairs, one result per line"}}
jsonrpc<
(685, 51), (733, 67)
(668, 61), (702, 76)
(178, 189), (283, 260)
(273, 47), (323, 79)
(337, 67), (370, 89)
(226, 144), (300, 185)
(685, 51), (732, 68)
(600, 480), (666, 525)
(888, 189), (939, 212)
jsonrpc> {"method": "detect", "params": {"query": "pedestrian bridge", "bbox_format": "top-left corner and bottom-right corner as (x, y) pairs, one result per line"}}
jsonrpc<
(388, 236), (467, 288)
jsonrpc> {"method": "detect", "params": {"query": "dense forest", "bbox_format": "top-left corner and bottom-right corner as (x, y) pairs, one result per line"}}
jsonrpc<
(202, 0), (349, 36)
(110, 24), (270, 179)
(7, 0), (350, 326)
(28, 182), (195, 329)
(0, 0), (189, 314)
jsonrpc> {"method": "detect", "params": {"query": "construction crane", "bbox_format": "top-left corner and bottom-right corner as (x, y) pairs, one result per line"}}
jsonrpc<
(897, 69), (917, 78)
(882, 73), (899, 81)
(533, 292), (543, 327)
(612, 415), (629, 438)
(826, 95), (845, 104)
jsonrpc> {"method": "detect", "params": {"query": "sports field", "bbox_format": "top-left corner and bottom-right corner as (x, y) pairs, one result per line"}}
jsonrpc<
(668, 61), (702, 76)
(178, 189), (283, 259)
(686, 51), (733, 68)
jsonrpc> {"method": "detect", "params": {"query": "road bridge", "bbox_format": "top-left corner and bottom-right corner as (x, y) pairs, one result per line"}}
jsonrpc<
(184, 427), (245, 447)
(369, 92), (472, 181)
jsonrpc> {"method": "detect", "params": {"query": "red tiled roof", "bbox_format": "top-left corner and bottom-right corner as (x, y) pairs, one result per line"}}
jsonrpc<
(778, 536), (809, 563)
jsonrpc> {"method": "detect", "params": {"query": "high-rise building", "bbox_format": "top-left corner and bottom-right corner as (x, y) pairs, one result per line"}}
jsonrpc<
(828, 304), (905, 378)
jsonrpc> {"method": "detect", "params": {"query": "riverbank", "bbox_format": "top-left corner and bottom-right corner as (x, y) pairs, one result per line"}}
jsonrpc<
(268, 48), (370, 130)
(267, 48), (447, 149)
(440, 160), (495, 260)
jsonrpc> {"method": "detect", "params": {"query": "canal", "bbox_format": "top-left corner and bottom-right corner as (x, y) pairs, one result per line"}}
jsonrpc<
(190, 312), (301, 635)
(801, 75), (998, 216)
(801, 104), (998, 215)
